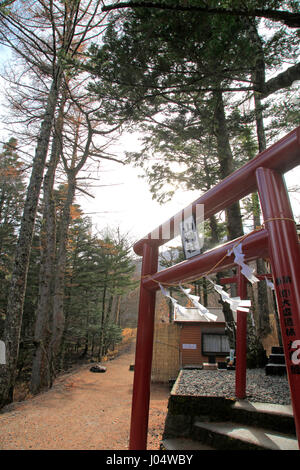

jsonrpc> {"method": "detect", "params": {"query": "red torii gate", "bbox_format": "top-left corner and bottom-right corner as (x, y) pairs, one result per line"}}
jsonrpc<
(129, 127), (300, 450)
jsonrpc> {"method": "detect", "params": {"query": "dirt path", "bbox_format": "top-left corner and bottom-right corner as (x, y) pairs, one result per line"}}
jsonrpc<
(0, 342), (170, 450)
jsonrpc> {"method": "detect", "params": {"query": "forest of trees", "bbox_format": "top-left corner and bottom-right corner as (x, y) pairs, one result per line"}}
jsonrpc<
(0, 1), (299, 408)
(0, 134), (137, 398)
(0, 0), (139, 407)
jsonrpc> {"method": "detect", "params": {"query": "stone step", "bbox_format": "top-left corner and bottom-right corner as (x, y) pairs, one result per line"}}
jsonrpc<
(265, 363), (287, 376)
(217, 361), (227, 370)
(268, 353), (286, 365)
(193, 420), (299, 450)
(183, 365), (203, 370)
(272, 346), (284, 355)
(161, 438), (214, 450)
(230, 400), (295, 434)
(232, 400), (293, 418)
(166, 395), (294, 431)
(162, 394), (297, 451)
(203, 363), (218, 371)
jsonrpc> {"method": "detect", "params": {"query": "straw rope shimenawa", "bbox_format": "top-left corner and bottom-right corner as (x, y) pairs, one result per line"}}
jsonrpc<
(140, 217), (297, 289)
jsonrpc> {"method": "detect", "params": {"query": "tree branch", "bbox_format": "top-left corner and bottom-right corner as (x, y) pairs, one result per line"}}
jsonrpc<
(75, 185), (95, 199)
(101, 2), (300, 28)
(259, 62), (300, 99)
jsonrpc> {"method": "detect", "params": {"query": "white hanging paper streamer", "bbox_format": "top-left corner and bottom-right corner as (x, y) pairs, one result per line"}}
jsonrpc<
(159, 284), (180, 309)
(159, 284), (195, 319)
(265, 277), (275, 290)
(179, 285), (218, 322)
(228, 243), (259, 284)
(206, 277), (251, 314)
(159, 283), (173, 301)
(159, 283), (217, 322)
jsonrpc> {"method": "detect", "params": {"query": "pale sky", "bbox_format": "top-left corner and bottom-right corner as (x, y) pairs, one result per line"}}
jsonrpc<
(78, 157), (200, 244)
(76, 131), (200, 244)
(77, 156), (300, 249)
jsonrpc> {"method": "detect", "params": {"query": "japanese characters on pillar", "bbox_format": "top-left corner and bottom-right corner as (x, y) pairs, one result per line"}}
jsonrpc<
(275, 275), (300, 375)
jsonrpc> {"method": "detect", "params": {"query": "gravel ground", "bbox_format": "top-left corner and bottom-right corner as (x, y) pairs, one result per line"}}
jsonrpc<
(175, 369), (291, 405)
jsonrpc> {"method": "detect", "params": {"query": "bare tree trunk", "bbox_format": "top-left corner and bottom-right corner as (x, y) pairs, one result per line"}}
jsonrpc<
(59, 230), (82, 370)
(115, 295), (121, 325)
(81, 306), (90, 359)
(98, 283), (107, 361)
(213, 91), (244, 240)
(253, 91), (271, 339)
(30, 96), (65, 394)
(0, 77), (61, 408)
(213, 90), (244, 348)
(49, 108), (94, 381)
(50, 173), (76, 382)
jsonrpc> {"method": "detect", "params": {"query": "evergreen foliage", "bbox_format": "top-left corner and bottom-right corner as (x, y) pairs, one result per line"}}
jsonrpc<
(0, 138), (26, 323)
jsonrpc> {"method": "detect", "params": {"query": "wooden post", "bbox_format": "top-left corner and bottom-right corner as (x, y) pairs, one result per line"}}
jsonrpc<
(129, 243), (158, 450)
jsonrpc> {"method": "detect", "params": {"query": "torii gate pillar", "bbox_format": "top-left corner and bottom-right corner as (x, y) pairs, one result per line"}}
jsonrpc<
(256, 167), (300, 448)
(129, 243), (158, 450)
